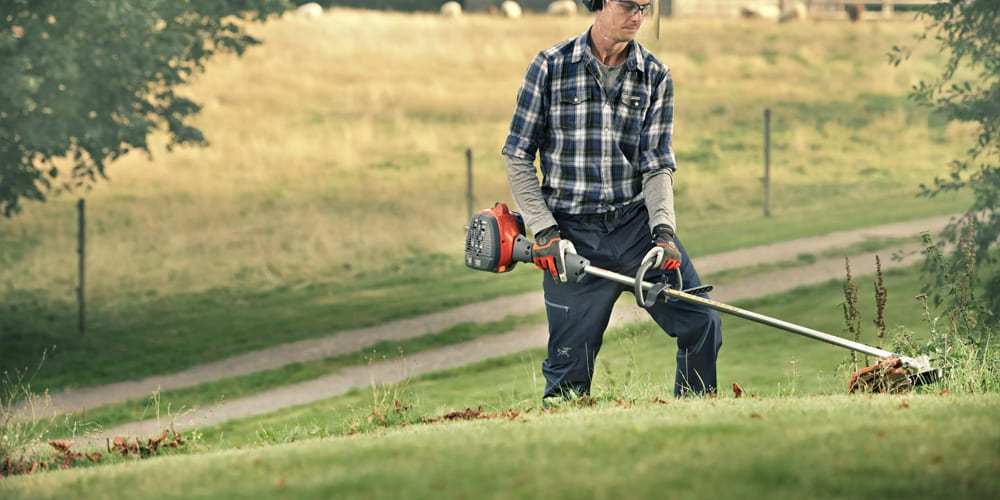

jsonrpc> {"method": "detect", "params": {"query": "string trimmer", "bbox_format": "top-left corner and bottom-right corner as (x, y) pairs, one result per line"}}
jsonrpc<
(464, 202), (943, 394)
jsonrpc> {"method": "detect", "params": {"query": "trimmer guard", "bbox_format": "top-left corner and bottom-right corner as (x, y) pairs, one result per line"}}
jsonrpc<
(848, 355), (943, 394)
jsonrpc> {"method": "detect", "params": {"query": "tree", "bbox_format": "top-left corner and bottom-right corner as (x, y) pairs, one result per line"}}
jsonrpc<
(893, 0), (1000, 322)
(0, 0), (289, 217)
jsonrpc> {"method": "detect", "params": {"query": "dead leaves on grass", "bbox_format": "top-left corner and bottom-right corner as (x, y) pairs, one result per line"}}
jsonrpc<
(1, 428), (193, 478)
(420, 407), (525, 424)
(109, 428), (188, 459)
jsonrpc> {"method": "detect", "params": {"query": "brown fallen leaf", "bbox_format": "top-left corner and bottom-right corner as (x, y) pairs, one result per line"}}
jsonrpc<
(48, 440), (74, 453)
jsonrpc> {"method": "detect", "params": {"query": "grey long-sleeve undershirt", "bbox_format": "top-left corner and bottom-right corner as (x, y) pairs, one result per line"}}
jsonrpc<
(504, 155), (677, 236)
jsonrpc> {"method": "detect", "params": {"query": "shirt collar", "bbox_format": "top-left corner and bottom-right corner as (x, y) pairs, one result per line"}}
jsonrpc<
(573, 26), (644, 72)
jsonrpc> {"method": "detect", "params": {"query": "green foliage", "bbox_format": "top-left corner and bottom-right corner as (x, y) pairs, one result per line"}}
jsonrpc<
(0, 0), (290, 216)
(889, 216), (998, 392)
(892, 0), (1000, 322)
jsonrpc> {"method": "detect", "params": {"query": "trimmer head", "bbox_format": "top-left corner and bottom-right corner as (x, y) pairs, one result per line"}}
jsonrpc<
(848, 355), (943, 394)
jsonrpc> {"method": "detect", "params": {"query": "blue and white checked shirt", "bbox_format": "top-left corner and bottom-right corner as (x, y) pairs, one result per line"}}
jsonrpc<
(501, 28), (677, 217)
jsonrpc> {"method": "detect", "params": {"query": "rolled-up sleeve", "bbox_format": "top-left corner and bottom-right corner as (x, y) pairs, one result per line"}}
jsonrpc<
(638, 67), (677, 175)
(502, 53), (550, 161)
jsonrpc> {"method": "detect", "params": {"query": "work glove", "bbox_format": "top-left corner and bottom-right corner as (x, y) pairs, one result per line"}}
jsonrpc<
(532, 226), (578, 284)
(642, 224), (681, 271)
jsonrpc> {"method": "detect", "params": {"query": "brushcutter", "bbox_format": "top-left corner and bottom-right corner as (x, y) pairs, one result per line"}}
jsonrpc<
(464, 202), (943, 394)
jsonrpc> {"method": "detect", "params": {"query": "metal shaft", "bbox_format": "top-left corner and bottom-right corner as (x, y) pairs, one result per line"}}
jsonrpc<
(583, 265), (899, 360)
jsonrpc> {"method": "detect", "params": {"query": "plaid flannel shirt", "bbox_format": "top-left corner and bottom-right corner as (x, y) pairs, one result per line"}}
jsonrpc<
(501, 28), (677, 216)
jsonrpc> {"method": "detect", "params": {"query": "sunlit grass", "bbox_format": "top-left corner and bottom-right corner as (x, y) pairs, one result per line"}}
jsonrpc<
(3, 394), (997, 500)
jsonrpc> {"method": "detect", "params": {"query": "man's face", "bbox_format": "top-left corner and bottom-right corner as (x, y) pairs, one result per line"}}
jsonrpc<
(596, 0), (651, 42)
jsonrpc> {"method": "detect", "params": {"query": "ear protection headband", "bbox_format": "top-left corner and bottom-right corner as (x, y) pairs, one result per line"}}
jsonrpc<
(582, 0), (603, 12)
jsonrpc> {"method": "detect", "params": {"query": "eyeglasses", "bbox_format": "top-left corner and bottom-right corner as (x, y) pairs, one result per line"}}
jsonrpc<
(612, 0), (652, 16)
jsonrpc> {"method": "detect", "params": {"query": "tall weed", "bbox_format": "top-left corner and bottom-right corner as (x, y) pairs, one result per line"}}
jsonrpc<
(0, 352), (99, 476)
(892, 215), (998, 392)
(1, 354), (58, 472)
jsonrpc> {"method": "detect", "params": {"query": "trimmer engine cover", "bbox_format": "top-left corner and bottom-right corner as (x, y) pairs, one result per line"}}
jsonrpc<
(465, 202), (531, 273)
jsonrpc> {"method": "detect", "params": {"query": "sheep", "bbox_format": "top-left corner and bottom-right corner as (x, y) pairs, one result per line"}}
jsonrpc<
(881, 1), (895, 19)
(296, 2), (323, 19)
(547, 0), (577, 17)
(440, 1), (463, 18)
(739, 5), (781, 21)
(501, 1), (522, 19)
(779, 2), (808, 23)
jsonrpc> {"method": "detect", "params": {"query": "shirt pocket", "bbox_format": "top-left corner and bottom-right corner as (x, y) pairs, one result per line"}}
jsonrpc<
(616, 91), (648, 135)
(552, 87), (596, 130)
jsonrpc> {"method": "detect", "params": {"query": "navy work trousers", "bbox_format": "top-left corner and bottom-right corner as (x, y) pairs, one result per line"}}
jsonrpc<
(541, 202), (723, 399)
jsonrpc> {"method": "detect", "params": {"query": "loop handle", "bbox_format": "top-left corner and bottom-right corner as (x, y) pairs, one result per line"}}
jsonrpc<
(634, 256), (682, 309)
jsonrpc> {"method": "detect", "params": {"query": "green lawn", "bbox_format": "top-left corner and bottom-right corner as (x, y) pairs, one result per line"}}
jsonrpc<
(4, 238), (996, 499)
(3, 395), (997, 500)
(15, 248), (945, 435)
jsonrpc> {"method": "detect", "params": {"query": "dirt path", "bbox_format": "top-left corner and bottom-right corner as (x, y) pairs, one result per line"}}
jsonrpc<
(42, 214), (953, 444)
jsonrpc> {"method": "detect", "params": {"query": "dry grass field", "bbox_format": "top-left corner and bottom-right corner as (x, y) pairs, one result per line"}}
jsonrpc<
(0, 8), (974, 305)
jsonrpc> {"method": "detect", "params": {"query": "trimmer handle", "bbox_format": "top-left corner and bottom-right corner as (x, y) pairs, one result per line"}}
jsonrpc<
(635, 262), (682, 309)
(511, 234), (590, 283)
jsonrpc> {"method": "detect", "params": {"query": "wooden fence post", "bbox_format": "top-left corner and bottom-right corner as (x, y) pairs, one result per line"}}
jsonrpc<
(77, 198), (86, 337)
(466, 148), (474, 220)
(763, 108), (771, 217)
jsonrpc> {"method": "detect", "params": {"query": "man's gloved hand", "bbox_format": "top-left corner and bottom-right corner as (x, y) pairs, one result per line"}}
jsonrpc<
(642, 224), (681, 271)
(532, 226), (578, 283)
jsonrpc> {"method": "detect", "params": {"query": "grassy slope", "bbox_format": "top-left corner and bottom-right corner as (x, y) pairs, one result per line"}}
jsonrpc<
(3, 395), (998, 499)
(176, 262), (946, 444)
(46, 259), (958, 440)
(0, 10), (974, 393)
(6, 258), (1000, 497)
(10, 242), (982, 436)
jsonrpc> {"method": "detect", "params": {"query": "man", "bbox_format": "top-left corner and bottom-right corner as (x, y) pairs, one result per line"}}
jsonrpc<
(501, 0), (722, 401)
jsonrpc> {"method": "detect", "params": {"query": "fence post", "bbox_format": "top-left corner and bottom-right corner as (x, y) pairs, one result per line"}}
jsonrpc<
(77, 198), (86, 337)
(763, 108), (771, 217)
(466, 148), (474, 220)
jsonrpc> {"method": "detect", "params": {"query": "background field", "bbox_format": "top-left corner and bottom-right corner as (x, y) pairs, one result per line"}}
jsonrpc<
(0, 9), (973, 391)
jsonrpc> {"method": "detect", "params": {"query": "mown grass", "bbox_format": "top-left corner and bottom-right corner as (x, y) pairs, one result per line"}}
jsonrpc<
(35, 259), (949, 443)
(46, 237), (921, 432)
(6, 260), (998, 497)
(0, 253), (539, 392)
(3, 395), (997, 500)
(0, 10), (974, 394)
(705, 235), (916, 284)
(63, 311), (546, 431)
(180, 261), (944, 446)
